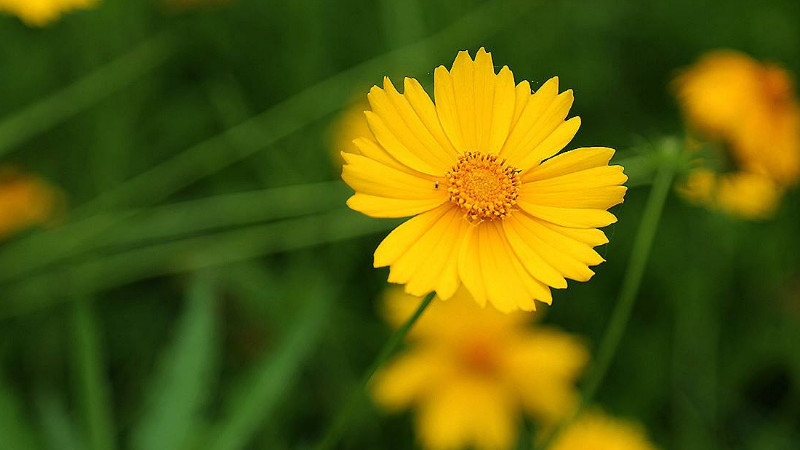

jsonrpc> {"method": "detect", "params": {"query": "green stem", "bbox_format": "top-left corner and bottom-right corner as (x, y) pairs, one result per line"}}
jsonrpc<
(536, 144), (678, 449)
(0, 32), (174, 158)
(313, 291), (436, 450)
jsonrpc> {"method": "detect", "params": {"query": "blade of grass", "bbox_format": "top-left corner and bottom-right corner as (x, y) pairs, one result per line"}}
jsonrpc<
(34, 389), (84, 450)
(0, 373), (41, 450)
(536, 140), (680, 449)
(313, 291), (436, 450)
(0, 32), (174, 158)
(0, 181), (349, 285)
(130, 272), (219, 450)
(0, 210), (397, 318)
(72, 298), (116, 450)
(203, 279), (332, 450)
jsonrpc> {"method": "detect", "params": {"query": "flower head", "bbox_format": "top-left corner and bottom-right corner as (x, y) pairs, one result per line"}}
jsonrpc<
(342, 48), (627, 312)
(548, 411), (658, 450)
(674, 51), (800, 187)
(0, 0), (99, 26)
(0, 167), (63, 240)
(371, 287), (588, 450)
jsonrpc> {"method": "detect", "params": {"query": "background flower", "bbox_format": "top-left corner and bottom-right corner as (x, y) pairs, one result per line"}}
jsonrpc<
(548, 410), (658, 450)
(0, 0), (99, 26)
(372, 287), (588, 450)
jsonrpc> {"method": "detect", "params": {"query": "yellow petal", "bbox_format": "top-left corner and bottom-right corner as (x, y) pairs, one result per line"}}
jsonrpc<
(389, 206), (469, 298)
(501, 77), (561, 163)
(403, 77), (459, 157)
(368, 78), (455, 171)
(458, 225), (488, 307)
(524, 147), (616, 181)
(487, 66), (517, 153)
(520, 166), (628, 209)
(515, 116), (581, 170)
(450, 50), (479, 150)
(365, 110), (442, 176)
(374, 204), (451, 267)
(503, 217), (568, 289)
(346, 193), (446, 218)
(434, 65), (466, 152)
(505, 212), (600, 282)
(342, 152), (445, 200)
(517, 202), (618, 229)
(511, 80), (532, 128)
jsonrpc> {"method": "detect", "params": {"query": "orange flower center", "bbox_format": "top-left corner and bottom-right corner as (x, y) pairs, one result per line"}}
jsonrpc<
(446, 152), (521, 222)
(460, 339), (499, 375)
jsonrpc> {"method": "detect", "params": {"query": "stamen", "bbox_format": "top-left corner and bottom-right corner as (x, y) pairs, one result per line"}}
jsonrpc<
(446, 151), (521, 222)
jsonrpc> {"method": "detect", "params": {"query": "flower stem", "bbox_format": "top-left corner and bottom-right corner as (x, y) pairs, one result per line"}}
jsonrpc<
(313, 290), (436, 450)
(536, 142), (679, 449)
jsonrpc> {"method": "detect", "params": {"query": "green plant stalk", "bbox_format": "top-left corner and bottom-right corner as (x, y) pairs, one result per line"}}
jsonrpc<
(536, 146), (677, 449)
(0, 32), (174, 158)
(313, 291), (436, 450)
(72, 298), (117, 450)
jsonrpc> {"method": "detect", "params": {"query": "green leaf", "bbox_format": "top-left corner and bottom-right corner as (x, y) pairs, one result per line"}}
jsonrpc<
(202, 279), (331, 450)
(34, 389), (84, 450)
(0, 373), (41, 450)
(130, 272), (219, 450)
(72, 298), (117, 450)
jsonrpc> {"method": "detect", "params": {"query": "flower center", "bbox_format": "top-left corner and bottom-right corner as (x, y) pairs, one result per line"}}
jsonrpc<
(446, 152), (521, 222)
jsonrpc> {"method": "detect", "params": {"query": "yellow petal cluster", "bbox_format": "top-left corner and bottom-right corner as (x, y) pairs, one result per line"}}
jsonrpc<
(548, 411), (658, 450)
(0, 0), (99, 26)
(342, 48), (627, 311)
(371, 287), (588, 450)
(0, 168), (62, 240)
(674, 51), (800, 219)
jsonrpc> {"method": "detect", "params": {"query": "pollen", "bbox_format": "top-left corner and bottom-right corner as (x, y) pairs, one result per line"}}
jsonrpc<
(446, 151), (521, 222)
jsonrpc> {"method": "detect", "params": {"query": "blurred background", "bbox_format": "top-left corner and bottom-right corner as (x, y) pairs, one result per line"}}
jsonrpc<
(1, 0), (799, 449)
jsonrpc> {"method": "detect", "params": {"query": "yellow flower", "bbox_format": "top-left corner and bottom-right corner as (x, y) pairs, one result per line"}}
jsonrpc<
(372, 287), (588, 450)
(679, 169), (781, 220)
(342, 48), (627, 312)
(548, 411), (658, 450)
(0, 0), (99, 26)
(674, 51), (800, 186)
(329, 100), (373, 167)
(0, 168), (63, 240)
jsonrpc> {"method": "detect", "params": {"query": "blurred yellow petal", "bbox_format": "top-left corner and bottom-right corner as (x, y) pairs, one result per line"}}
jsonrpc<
(416, 377), (517, 450)
(0, 168), (64, 240)
(0, 0), (99, 26)
(548, 410), (658, 450)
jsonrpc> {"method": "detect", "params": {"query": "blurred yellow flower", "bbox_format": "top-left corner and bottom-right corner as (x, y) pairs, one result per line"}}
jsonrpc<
(548, 410), (658, 450)
(0, 0), (99, 26)
(679, 169), (781, 220)
(372, 287), (588, 450)
(342, 48), (626, 312)
(329, 100), (372, 167)
(674, 51), (800, 186)
(0, 168), (62, 240)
